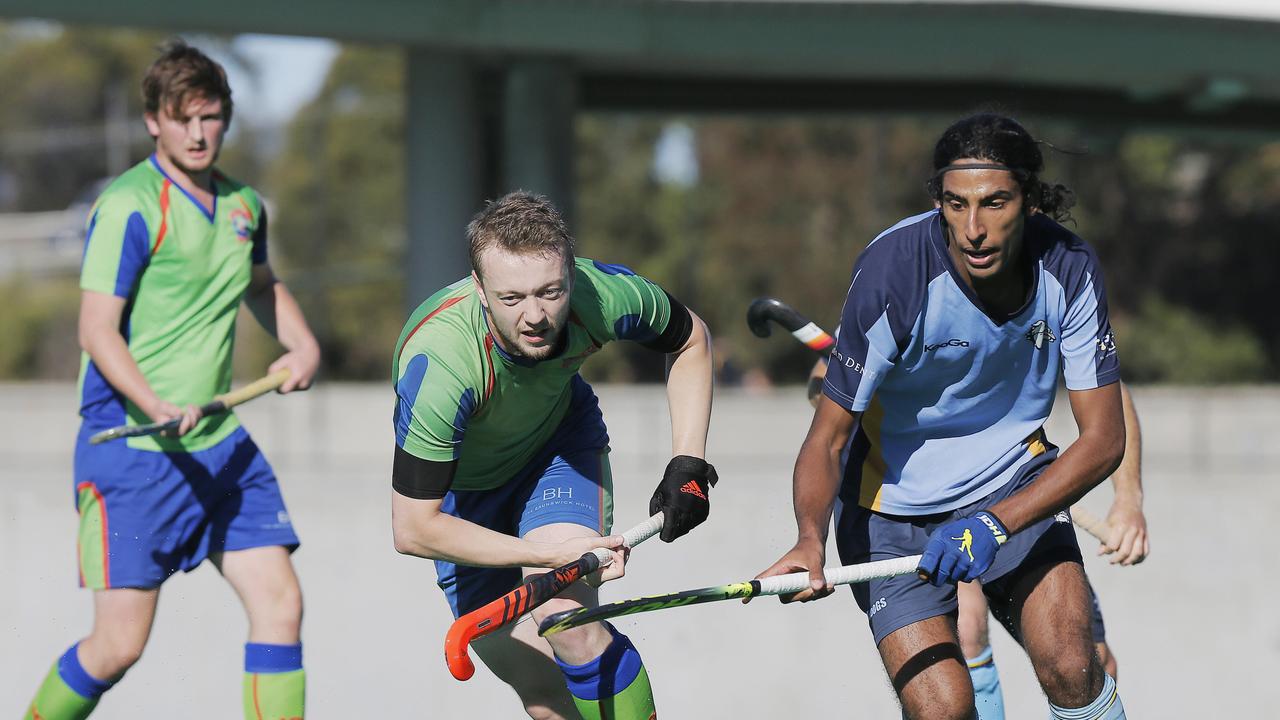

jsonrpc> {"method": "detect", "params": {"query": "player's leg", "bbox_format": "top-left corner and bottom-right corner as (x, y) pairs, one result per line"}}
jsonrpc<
(203, 429), (305, 720)
(1087, 583), (1118, 679)
(27, 589), (159, 720)
(471, 618), (583, 719)
(1013, 560), (1126, 719)
(524, 522), (656, 720)
(878, 616), (977, 720)
(516, 378), (653, 720)
(212, 547), (305, 720)
(835, 500), (976, 720)
(435, 481), (582, 719)
(957, 581), (1005, 720)
(27, 431), (181, 719)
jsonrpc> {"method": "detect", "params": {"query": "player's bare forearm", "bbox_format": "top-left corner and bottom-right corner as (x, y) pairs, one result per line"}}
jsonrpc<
(664, 309), (713, 458)
(990, 382), (1125, 534)
(1111, 382), (1144, 505)
(793, 398), (857, 542)
(245, 264), (320, 392)
(1102, 382), (1149, 563)
(79, 290), (164, 417)
(392, 491), (586, 569)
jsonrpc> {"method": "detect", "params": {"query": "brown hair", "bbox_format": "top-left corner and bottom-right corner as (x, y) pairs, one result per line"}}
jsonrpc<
(467, 191), (574, 279)
(142, 39), (233, 125)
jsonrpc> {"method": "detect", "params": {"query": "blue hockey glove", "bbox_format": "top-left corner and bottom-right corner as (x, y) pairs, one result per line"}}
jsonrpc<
(916, 511), (1008, 586)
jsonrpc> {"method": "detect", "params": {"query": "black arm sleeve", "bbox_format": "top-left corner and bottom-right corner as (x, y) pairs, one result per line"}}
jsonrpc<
(641, 290), (695, 354)
(392, 445), (457, 500)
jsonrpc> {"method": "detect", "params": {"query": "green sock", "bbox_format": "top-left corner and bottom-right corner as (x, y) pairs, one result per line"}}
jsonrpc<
(26, 662), (100, 720)
(243, 669), (305, 720)
(570, 664), (656, 720)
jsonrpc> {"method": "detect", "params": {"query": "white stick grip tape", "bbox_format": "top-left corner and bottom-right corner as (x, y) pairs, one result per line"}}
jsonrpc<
(590, 513), (664, 567)
(756, 555), (924, 595)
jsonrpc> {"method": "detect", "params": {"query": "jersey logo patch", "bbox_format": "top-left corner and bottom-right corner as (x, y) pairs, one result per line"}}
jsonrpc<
(1026, 320), (1056, 349)
(230, 207), (253, 241)
(924, 338), (970, 352)
(1096, 330), (1118, 357)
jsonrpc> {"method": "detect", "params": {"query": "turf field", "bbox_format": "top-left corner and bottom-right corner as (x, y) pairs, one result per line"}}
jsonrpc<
(2, 383), (1276, 717)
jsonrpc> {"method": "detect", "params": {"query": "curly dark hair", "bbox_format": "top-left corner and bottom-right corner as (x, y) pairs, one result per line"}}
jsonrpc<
(926, 113), (1074, 221)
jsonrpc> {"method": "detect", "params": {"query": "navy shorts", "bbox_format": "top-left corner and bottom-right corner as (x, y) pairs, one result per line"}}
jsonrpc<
(73, 424), (299, 590)
(435, 377), (614, 617)
(835, 449), (1084, 644)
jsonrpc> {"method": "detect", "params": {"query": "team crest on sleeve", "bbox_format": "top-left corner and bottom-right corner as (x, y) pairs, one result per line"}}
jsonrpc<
(230, 207), (253, 241)
(1096, 330), (1118, 357)
(1025, 320), (1056, 349)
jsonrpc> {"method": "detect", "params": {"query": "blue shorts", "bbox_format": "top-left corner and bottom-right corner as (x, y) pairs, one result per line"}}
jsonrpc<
(436, 377), (613, 617)
(73, 424), (299, 589)
(835, 448), (1084, 644)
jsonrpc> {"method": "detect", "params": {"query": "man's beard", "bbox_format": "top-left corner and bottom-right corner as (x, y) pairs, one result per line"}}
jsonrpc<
(494, 322), (564, 361)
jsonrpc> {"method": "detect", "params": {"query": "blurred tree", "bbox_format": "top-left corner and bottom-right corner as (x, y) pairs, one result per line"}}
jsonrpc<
(0, 277), (81, 379)
(1115, 296), (1269, 383)
(265, 45), (405, 380)
(0, 25), (159, 211)
(3, 25), (1278, 385)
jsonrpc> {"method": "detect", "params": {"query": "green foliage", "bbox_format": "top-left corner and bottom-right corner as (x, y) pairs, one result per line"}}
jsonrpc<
(0, 25), (163, 210)
(1115, 296), (1269, 383)
(0, 277), (81, 379)
(265, 46), (405, 380)
(2, 25), (1279, 385)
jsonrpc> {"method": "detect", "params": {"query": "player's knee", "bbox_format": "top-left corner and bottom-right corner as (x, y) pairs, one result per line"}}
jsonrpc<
(1036, 647), (1099, 707)
(902, 694), (977, 720)
(248, 580), (304, 636)
(529, 593), (583, 626)
(93, 634), (147, 678)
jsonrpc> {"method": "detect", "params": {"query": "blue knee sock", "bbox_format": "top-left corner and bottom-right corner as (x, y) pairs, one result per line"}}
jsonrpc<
(59, 643), (115, 699)
(1049, 673), (1125, 720)
(554, 624), (655, 720)
(25, 642), (116, 720)
(967, 645), (1005, 720)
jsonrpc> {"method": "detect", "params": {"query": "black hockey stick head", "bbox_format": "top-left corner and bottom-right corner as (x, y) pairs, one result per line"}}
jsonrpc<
(747, 296), (809, 337)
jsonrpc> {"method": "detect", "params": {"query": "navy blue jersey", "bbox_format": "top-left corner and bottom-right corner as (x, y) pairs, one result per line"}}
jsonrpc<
(824, 210), (1119, 515)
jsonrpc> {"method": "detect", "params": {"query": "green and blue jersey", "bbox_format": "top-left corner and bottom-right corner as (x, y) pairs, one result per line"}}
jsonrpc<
(78, 155), (267, 452)
(393, 259), (675, 492)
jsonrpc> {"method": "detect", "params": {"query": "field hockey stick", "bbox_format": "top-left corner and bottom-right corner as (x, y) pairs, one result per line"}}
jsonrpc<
(1068, 505), (1112, 546)
(88, 369), (292, 445)
(746, 296), (836, 352)
(539, 554), (925, 636)
(444, 512), (664, 681)
(747, 296), (1115, 544)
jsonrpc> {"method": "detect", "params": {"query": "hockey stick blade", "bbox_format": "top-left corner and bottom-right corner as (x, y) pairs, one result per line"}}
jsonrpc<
(745, 297), (835, 352)
(444, 513), (663, 681)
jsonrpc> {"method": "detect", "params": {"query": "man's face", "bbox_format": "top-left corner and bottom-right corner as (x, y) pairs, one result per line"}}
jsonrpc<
(474, 248), (573, 361)
(936, 159), (1029, 283)
(144, 95), (226, 176)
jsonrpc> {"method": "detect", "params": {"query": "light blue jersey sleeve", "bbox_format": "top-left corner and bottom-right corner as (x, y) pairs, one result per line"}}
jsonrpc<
(823, 230), (929, 412)
(1047, 231), (1120, 390)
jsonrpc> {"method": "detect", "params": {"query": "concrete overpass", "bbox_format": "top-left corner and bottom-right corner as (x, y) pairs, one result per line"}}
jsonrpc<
(2, 0), (1278, 300)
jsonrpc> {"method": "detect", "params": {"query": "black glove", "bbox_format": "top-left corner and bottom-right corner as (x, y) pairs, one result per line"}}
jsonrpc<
(649, 455), (718, 543)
